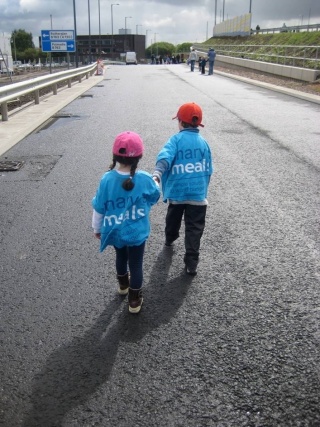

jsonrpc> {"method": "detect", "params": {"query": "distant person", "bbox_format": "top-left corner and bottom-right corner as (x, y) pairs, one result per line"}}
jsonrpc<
(188, 48), (197, 72)
(207, 47), (216, 75)
(92, 131), (160, 313)
(200, 56), (207, 74)
(176, 54), (181, 63)
(152, 103), (213, 275)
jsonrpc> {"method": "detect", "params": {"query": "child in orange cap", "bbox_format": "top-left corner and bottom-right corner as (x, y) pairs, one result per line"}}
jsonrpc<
(92, 131), (160, 313)
(153, 103), (213, 275)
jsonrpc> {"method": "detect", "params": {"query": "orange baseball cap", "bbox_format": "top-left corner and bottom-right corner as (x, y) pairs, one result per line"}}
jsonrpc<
(172, 102), (204, 127)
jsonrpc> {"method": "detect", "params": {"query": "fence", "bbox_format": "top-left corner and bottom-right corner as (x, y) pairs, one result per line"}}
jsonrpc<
(192, 44), (320, 70)
(0, 63), (97, 121)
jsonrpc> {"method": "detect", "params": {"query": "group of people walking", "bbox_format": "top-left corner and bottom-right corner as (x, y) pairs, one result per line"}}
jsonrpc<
(151, 54), (181, 64)
(189, 47), (216, 75)
(92, 103), (213, 314)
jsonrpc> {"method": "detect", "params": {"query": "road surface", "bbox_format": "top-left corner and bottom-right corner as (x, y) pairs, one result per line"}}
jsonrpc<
(1, 63), (320, 426)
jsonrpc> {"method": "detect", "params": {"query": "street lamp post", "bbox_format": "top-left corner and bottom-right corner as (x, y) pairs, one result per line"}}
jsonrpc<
(125, 16), (132, 52)
(249, 0), (252, 14)
(72, 0), (79, 67)
(11, 35), (17, 62)
(154, 32), (158, 57)
(125, 16), (132, 34)
(146, 29), (151, 48)
(88, 0), (92, 63)
(98, 0), (101, 55)
(111, 3), (119, 59)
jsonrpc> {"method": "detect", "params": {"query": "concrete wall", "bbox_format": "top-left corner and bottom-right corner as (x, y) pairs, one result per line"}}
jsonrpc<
(195, 49), (320, 82)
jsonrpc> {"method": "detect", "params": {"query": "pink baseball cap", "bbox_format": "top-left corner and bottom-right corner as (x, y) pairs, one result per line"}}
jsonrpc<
(113, 131), (144, 157)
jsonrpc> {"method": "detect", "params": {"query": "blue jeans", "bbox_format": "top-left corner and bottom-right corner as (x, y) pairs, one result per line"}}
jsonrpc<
(190, 60), (195, 72)
(114, 242), (145, 290)
(208, 61), (214, 75)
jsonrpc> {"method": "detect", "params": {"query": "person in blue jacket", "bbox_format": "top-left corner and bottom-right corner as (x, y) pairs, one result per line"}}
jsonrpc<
(153, 103), (213, 275)
(92, 131), (160, 313)
(207, 47), (216, 75)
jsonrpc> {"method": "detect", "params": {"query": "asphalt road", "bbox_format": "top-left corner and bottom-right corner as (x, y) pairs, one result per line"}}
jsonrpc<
(1, 64), (320, 427)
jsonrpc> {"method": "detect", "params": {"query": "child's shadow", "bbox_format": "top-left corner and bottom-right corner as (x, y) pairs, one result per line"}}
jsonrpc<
(23, 246), (194, 426)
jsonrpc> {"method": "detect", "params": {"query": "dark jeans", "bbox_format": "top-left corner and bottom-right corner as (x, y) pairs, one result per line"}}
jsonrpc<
(190, 59), (195, 71)
(165, 204), (207, 270)
(114, 242), (145, 290)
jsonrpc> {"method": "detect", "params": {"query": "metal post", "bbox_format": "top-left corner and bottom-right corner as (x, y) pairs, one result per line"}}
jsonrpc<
(125, 16), (132, 52)
(98, 0), (101, 55)
(88, 0), (92, 63)
(111, 4), (119, 59)
(214, 0), (217, 26)
(73, 0), (79, 67)
(154, 32), (158, 57)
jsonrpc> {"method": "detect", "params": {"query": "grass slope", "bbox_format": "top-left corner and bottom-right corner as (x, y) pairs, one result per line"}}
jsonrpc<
(202, 32), (320, 46)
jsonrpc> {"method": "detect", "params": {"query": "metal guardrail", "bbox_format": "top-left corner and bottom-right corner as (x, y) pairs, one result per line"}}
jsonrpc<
(192, 44), (320, 70)
(0, 63), (97, 121)
(250, 23), (320, 35)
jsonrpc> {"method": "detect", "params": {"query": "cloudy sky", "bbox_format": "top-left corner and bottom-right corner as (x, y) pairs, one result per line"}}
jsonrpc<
(1, 0), (320, 47)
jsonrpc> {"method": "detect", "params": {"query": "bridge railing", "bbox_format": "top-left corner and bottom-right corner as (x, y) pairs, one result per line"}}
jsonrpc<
(192, 44), (320, 70)
(0, 62), (97, 122)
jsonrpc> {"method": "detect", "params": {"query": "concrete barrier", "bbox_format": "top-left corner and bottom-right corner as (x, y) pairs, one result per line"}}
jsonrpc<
(215, 55), (320, 82)
(194, 48), (320, 82)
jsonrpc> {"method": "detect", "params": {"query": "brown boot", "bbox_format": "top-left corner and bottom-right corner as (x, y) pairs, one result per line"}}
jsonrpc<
(128, 288), (143, 313)
(117, 272), (129, 295)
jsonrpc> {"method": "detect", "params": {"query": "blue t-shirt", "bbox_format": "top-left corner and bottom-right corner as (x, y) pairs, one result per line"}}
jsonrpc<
(92, 170), (160, 251)
(156, 129), (213, 202)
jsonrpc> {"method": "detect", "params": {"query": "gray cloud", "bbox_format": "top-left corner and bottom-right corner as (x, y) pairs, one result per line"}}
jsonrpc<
(0, 0), (319, 46)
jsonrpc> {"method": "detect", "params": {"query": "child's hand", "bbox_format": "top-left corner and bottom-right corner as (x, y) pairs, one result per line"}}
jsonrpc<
(94, 233), (101, 239)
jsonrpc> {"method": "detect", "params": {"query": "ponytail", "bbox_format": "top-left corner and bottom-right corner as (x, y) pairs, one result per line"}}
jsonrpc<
(111, 154), (142, 191)
(122, 159), (139, 191)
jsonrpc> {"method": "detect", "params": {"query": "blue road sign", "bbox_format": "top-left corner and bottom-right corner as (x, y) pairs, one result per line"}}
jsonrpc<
(41, 30), (76, 52)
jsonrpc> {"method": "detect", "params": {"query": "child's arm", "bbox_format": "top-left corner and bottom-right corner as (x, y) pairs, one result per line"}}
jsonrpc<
(152, 159), (169, 184)
(92, 209), (104, 239)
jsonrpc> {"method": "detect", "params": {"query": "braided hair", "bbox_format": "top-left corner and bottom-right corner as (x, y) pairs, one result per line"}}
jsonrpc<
(109, 153), (142, 191)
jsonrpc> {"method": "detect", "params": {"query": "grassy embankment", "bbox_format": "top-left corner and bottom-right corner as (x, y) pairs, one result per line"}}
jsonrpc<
(200, 32), (320, 69)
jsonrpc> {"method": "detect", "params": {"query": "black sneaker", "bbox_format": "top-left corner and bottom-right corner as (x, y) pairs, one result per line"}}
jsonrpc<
(128, 288), (143, 313)
(165, 240), (173, 247)
(186, 267), (197, 276)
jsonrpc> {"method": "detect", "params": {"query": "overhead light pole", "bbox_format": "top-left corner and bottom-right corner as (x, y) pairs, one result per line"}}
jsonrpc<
(125, 16), (132, 34)
(72, 0), (79, 67)
(98, 0), (101, 54)
(88, 0), (92, 63)
(214, 0), (217, 26)
(154, 32), (158, 56)
(146, 29), (151, 47)
(111, 3), (119, 59)
(11, 34), (17, 62)
(124, 16), (132, 52)
(249, 0), (252, 14)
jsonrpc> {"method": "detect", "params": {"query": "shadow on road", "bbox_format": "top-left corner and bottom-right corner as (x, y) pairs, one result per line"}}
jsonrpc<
(23, 246), (194, 426)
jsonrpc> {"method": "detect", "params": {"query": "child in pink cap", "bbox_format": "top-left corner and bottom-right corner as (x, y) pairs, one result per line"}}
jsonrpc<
(92, 131), (160, 313)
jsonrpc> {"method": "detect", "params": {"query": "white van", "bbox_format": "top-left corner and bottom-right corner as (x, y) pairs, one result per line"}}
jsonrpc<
(125, 52), (137, 65)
